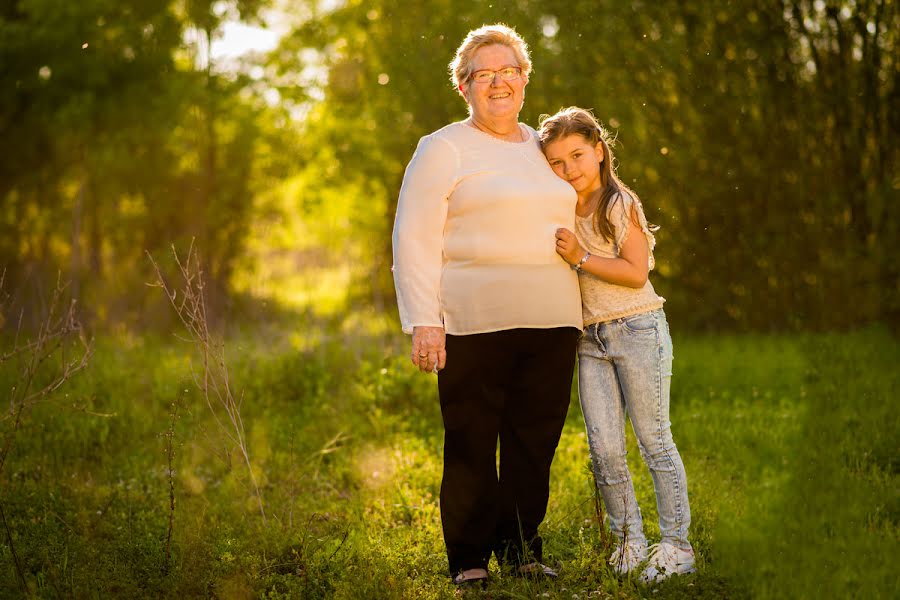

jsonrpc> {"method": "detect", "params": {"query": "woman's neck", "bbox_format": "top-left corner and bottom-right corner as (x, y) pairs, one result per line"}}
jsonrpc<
(467, 115), (523, 142)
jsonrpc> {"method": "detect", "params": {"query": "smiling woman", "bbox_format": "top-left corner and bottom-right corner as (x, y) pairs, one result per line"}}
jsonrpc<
(457, 44), (527, 140)
(391, 23), (582, 587)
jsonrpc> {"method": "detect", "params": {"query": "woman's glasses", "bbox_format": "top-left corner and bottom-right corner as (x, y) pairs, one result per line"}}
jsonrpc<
(469, 67), (522, 84)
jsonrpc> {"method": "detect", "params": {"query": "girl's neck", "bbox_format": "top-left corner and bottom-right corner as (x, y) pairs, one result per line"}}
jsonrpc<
(577, 183), (603, 210)
(467, 115), (523, 142)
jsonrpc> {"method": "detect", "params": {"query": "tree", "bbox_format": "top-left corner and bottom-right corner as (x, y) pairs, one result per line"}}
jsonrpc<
(278, 0), (898, 330)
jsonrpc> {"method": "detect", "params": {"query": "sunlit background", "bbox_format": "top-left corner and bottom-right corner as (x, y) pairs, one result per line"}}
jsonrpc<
(0, 2), (896, 597)
(3, 0), (896, 335)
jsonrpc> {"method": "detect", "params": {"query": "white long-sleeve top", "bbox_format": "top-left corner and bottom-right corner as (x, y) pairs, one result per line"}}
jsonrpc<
(391, 121), (583, 335)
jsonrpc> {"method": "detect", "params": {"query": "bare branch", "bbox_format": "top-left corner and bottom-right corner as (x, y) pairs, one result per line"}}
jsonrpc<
(0, 275), (93, 479)
(147, 244), (266, 524)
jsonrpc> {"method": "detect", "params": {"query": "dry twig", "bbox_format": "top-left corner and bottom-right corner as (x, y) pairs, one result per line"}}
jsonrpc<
(147, 242), (266, 524)
(0, 275), (93, 475)
(0, 273), (93, 593)
(162, 389), (184, 573)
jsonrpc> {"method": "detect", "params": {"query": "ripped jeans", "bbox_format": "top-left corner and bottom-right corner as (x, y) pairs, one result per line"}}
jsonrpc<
(578, 309), (691, 550)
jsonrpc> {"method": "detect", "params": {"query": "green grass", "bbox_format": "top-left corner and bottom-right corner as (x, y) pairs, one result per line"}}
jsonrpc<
(0, 325), (896, 599)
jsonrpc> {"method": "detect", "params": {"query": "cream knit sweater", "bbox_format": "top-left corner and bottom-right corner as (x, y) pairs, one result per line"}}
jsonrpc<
(391, 121), (583, 335)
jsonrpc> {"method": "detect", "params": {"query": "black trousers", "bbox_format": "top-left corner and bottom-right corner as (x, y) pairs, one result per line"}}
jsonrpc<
(437, 327), (579, 573)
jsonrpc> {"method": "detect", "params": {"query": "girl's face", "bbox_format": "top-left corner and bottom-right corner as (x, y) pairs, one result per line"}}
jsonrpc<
(543, 134), (605, 195)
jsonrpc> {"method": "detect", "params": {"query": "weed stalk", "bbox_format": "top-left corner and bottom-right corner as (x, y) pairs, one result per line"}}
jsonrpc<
(148, 242), (266, 524)
(0, 273), (92, 593)
(162, 389), (184, 574)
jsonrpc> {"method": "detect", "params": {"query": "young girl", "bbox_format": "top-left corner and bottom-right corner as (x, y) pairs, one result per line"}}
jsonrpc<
(538, 107), (694, 582)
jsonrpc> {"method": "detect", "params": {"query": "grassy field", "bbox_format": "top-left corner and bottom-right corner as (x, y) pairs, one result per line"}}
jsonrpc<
(0, 321), (896, 599)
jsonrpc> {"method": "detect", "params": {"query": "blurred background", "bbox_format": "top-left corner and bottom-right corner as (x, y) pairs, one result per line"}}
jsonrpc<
(2, 0), (896, 334)
(0, 2), (897, 598)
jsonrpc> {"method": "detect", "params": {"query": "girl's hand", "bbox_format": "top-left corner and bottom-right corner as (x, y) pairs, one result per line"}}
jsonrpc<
(555, 228), (586, 265)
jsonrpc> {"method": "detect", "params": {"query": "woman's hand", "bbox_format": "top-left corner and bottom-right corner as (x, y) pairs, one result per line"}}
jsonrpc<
(411, 326), (447, 374)
(555, 228), (586, 266)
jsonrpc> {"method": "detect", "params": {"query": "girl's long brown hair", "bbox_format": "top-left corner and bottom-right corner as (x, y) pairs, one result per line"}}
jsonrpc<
(538, 107), (653, 243)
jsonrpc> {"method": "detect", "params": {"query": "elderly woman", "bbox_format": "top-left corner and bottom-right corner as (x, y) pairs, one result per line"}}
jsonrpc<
(391, 24), (582, 586)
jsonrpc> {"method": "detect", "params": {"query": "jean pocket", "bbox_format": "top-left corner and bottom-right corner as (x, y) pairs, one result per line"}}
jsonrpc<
(621, 312), (657, 334)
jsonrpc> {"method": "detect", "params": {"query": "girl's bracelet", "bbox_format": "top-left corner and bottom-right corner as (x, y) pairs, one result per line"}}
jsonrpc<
(571, 252), (591, 272)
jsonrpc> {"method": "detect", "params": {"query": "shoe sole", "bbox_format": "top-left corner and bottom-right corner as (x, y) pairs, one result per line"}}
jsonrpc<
(454, 577), (488, 588)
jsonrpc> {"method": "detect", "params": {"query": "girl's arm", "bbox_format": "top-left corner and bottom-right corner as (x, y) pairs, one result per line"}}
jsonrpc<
(555, 205), (649, 288)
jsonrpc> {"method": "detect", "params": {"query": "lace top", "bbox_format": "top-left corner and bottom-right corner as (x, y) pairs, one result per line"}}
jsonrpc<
(574, 191), (665, 326)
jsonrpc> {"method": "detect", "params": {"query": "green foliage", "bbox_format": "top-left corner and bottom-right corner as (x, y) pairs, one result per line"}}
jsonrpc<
(281, 0), (899, 330)
(0, 0), (291, 327)
(1, 0), (896, 330)
(1, 2), (896, 597)
(0, 327), (895, 598)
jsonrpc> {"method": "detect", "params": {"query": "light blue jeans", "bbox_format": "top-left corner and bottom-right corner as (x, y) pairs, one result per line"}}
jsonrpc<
(578, 308), (691, 549)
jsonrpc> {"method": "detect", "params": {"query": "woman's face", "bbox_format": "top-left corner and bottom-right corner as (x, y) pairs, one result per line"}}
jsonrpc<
(543, 134), (605, 195)
(461, 44), (527, 123)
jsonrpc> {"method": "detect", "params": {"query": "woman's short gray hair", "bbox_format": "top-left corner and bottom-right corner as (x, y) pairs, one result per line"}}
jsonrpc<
(449, 24), (532, 90)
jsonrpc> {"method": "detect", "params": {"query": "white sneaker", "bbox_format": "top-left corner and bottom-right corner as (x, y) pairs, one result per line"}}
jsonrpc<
(608, 540), (647, 574)
(640, 542), (695, 583)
